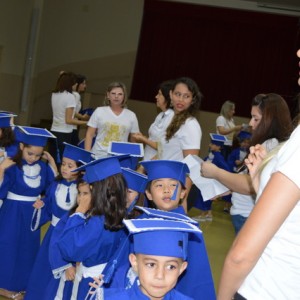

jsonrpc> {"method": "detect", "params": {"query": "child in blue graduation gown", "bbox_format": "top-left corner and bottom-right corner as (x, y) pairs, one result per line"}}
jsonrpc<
(105, 160), (215, 300)
(193, 134), (231, 221)
(0, 126), (57, 298)
(103, 219), (202, 300)
(56, 156), (128, 299)
(24, 143), (94, 300)
(0, 113), (19, 164)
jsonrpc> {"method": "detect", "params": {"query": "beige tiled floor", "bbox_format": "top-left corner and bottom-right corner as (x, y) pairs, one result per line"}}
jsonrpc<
(0, 199), (235, 299)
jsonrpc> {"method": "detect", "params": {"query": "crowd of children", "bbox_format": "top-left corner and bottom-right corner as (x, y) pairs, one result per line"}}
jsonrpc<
(0, 110), (217, 300)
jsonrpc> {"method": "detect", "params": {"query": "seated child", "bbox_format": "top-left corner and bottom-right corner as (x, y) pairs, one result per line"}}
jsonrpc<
(100, 218), (203, 300)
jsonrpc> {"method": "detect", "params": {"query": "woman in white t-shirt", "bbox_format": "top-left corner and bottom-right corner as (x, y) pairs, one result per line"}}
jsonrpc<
(49, 72), (88, 164)
(216, 100), (242, 159)
(159, 77), (203, 212)
(85, 82), (140, 159)
(71, 74), (90, 146)
(217, 49), (300, 300)
(132, 80), (174, 161)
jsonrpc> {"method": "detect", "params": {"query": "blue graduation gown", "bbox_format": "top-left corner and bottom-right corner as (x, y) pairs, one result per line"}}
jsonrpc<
(24, 179), (77, 300)
(58, 213), (124, 299)
(0, 160), (55, 291)
(105, 207), (216, 300)
(105, 279), (193, 299)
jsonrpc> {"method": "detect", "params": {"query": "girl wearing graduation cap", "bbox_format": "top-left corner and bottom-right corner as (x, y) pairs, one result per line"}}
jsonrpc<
(56, 156), (128, 299)
(24, 143), (94, 300)
(0, 126), (57, 299)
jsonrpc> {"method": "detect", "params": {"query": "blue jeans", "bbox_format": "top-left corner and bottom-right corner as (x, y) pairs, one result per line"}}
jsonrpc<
(231, 214), (247, 235)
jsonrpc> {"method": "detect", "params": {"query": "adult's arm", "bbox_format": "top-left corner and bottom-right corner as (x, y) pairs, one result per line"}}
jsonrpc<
(85, 126), (97, 151)
(218, 172), (300, 300)
(201, 161), (255, 195)
(65, 107), (87, 126)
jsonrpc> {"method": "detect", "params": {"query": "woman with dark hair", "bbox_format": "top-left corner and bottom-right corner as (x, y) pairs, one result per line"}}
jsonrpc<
(132, 80), (174, 161)
(158, 77), (203, 212)
(71, 74), (90, 146)
(201, 93), (293, 233)
(49, 72), (88, 164)
(85, 82), (139, 159)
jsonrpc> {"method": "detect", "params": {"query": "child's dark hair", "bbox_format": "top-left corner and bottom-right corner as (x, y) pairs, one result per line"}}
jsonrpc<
(89, 173), (127, 231)
(127, 193), (146, 219)
(0, 127), (15, 147)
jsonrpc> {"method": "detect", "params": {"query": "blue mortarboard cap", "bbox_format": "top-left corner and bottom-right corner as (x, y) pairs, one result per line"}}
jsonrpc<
(124, 218), (201, 260)
(209, 133), (228, 146)
(62, 142), (94, 164)
(15, 126), (56, 147)
(73, 155), (124, 183)
(140, 160), (189, 187)
(0, 113), (16, 128)
(121, 168), (148, 193)
(237, 130), (252, 140)
(108, 141), (144, 157)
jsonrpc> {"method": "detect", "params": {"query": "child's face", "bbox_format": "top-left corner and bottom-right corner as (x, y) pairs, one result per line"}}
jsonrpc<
(77, 182), (92, 206)
(146, 178), (185, 211)
(21, 144), (43, 165)
(129, 253), (187, 300)
(61, 157), (78, 181)
(240, 139), (250, 149)
(126, 188), (139, 208)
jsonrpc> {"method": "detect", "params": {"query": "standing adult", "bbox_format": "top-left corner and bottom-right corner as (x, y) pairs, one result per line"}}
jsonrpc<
(85, 82), (140, 159)
(216, 101), (243, 159)
(132, 80), (174, 161)
(217, 49), (300, 300)
(49, 72), (88, 164)
(71, 74), (90, 146)
(159, 77), (203, 212)
(202, 93), (292, 233)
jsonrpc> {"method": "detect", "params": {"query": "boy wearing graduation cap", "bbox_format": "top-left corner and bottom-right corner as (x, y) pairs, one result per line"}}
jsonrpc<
(98, 218), (200, 300)
(140, 160), (189, 214)
(129, 160), (216, 300)
(0, 126), (57, 299)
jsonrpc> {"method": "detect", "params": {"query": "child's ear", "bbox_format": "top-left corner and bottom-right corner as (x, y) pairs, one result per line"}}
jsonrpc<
(180, 189), (186, 200)
(19, 143), (24, 150)
(179, 261), (188, 276)
(145, 189), (153, 201)
(129, 253), (138, 273)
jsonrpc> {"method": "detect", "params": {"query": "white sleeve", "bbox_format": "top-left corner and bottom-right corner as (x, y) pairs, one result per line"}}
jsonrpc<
(87, 108), (101, 128)
(216, 115), (225, 127)
(130, 111), (140, 133)
(180, 118), (202, 150)
(275, 126), (300, 189)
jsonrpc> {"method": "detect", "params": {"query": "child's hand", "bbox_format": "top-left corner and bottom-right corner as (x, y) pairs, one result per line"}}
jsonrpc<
(33, 198), (44, 209)
(0, 157), (15, 171)
(88, 275), (104, 294)
(65, 266), (76, 281)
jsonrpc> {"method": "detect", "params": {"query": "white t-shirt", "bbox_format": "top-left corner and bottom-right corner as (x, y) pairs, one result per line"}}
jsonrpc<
(144, 108), (174, 161)
(158, 117), (201, 161)
(51, 91), (76, 133)
(72, 91), (82, 130)
(216, 115), (235, 146)
(239, 125), (300, 299)
(230, 138), (279, 218)
(87, 106), (140, 158)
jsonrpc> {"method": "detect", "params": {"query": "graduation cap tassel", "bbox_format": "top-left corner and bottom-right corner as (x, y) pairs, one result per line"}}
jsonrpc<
(55, 139), (61, 164)
(170, 183), (179, 201)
